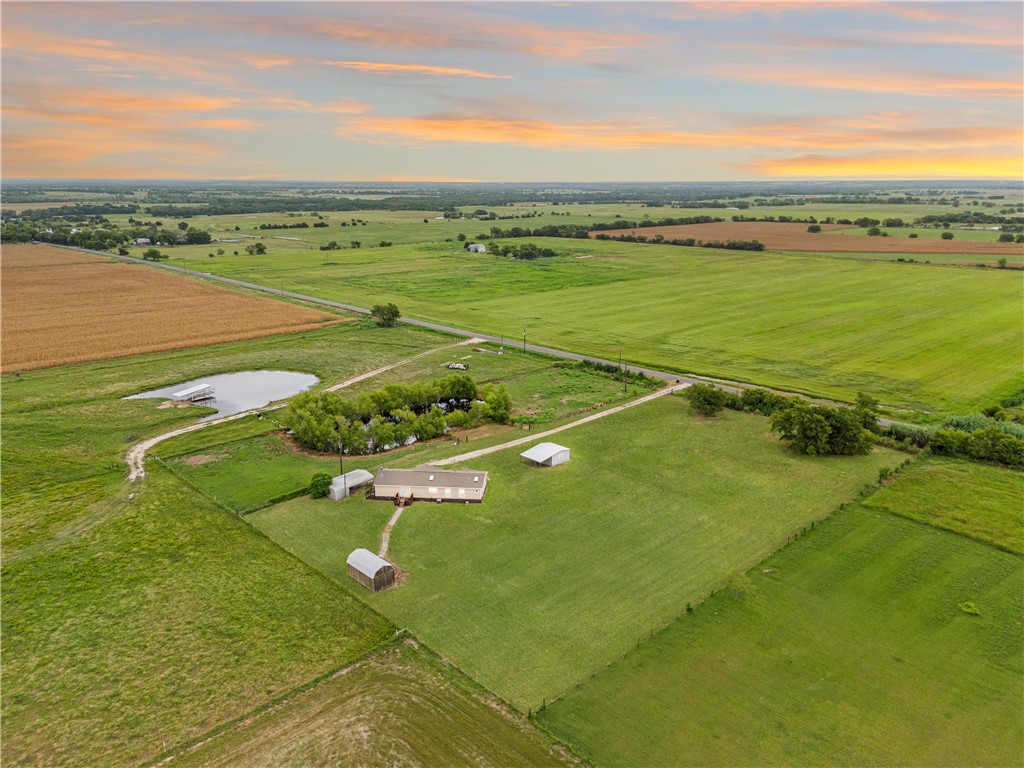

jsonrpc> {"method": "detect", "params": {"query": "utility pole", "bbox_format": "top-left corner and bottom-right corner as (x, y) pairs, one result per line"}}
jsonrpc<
(523, 328), (527, 352)
(338, 436), (346, 496)
(620, 348), (626, 393)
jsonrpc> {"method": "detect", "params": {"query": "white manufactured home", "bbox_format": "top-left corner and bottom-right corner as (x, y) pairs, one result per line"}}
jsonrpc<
(373, 465), (488, 503)
(520, 442), (571, 467)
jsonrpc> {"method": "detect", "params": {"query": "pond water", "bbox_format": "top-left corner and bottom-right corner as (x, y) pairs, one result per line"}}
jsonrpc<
(126, 370), (319, 421)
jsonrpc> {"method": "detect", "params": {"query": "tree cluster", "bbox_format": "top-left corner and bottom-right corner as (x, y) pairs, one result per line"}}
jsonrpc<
(491, 242), (559, 260)
(770, 401), (873, 456)
(283, 374), (513, 454)
(371, 303), (400, 326)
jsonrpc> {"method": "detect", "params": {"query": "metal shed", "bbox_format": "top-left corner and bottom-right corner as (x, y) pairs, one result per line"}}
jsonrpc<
(373, 465), (488, 503)
(329, 469), (375, 500)
(346, 548), (395, 592)
(520, 442), (571, 467)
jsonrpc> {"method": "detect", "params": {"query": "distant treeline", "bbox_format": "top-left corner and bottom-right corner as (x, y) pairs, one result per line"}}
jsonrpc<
(9, 204), (139, 220)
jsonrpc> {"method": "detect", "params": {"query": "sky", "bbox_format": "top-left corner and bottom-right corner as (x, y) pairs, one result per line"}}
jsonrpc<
(2, 1), (1022, 181)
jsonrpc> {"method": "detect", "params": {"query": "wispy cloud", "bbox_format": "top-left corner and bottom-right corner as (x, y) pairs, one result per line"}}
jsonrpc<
(336, 111), (1021, 153)
(703, 63), (1022, 99)
(322, 60), (512, 79)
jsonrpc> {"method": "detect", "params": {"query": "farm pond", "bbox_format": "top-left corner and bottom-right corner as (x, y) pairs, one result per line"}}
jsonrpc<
(125, 370), (319, 421)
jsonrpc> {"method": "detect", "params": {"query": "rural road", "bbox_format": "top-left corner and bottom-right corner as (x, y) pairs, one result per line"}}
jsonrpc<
(125, 337), (481, 481)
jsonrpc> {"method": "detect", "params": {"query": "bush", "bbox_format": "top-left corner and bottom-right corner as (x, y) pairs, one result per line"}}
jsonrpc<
(881, 422), (932, 447)
(941, 231), (954, 240)
(771, 401), (872, 456)
(807, 224), (821, 233)
(740, 387), (793, 416)
(309, 471), (333, 498)
(685, 383), (728, 416)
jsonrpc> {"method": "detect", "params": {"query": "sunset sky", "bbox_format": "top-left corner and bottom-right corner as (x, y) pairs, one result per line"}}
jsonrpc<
(3, 1), (1021, 181)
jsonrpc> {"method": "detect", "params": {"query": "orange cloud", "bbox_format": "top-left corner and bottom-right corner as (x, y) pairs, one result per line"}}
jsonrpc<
(322, 60), (512, 79)
(185, 118), (262, 131)
(704, 63), (1022, 99)
(742, 152), (1024, 179)
(3, 26), (234, 84)
(336, 112), (1022, 154)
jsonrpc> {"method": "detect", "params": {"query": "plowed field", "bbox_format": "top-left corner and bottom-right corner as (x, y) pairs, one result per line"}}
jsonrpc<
(1, 244), (342, 371)
(593, 221), (1024, 256)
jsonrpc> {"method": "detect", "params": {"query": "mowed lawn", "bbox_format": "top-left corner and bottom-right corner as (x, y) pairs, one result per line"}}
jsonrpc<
(249, 396), (903, 709)
(540, 482), (1024, 767)
(169, 644), (572, 768)
(164, 237), (1024, 413)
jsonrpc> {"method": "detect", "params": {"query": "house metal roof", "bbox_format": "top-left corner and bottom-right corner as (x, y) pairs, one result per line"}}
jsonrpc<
(519, 442), (570, 463)
(346, 548), (393, 578)
(332, 469), (374, 489)
(375, 466), (488, 489)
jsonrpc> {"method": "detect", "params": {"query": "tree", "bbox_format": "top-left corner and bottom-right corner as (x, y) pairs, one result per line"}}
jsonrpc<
(350, 240), (361, 249)
(178, 221), (189, 231)
(941, 231), (954, 240)
(685, 383), (727, 416)
(997, 258), (1008, 268)
(998, 233), (1014, 242)
(854, 391), (880, 430)
(807, 224), (822, 233)
(117, 246), (130, 256)
(866, 227), (881, 236)
(371, 303), (401, 327)
(309, 471), (333, 498)
(142, 248), (166, 261)
(457, 233), (467, 241)
(245, 242), (267, 255)
(771, 402), (831, 455)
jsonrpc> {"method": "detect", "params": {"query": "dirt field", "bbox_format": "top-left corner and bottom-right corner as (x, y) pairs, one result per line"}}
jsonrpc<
(1, 244), (343, 371)
(593, 221), (1024, 256)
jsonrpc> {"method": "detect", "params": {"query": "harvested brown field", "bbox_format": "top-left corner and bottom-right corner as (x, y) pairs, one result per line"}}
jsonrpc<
(592, 221), (1024, 256)
(2, 243), (343, 371)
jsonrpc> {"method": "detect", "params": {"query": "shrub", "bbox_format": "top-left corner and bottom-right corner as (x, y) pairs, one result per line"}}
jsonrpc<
(881, 422), (932, 447)
(807, 224), (822, 233)
(740, 387), (793, 416)
(309, 471), (333, 498)
(685, 383), (728, 416)
(771, 401), (871, 456)
(941, 231), (954, 240)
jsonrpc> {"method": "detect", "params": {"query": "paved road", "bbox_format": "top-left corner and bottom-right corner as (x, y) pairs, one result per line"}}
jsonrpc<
(53, 243), (897, 425)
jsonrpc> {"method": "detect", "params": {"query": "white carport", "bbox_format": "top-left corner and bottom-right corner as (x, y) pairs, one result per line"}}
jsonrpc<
(520, 442), (571, 467)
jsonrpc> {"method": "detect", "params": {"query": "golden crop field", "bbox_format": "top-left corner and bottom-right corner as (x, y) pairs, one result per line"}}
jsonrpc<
(1, 244), (344, 371)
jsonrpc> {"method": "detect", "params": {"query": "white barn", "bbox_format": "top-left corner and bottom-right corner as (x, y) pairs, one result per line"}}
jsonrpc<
(520, 442), (570, 467)
(373, 465), (488, 503)
(329, 469), (375, 500)
(467, 243), (486, 253)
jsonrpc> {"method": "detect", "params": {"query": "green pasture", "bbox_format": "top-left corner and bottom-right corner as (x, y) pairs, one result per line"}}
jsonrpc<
(169, 644), (572, 768)
(1, 467), (395, 768)
(249, 396), (904, 709)
(540, 493), (1024, 767)
(159, 236), (1024, 414)
(861, 457), (1024, 554)
(1, 320), (457, 766)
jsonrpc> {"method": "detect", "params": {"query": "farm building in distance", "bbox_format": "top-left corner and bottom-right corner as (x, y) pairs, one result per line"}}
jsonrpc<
(467, 243), (486, 253)
(329, 469), (375, 500)
(373, 465), (488, 503)
(346, 548), (395, 592)
(520, 442), (571, 467)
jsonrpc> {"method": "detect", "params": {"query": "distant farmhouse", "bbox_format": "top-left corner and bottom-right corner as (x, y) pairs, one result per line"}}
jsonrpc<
(329, 469), (374, 500)
(467, 243), (486, 253)
(346, 548), (395, 592)
(520, 442), (571, 467)
(135, 237), (151, 246)
(373, 465), (488, 503)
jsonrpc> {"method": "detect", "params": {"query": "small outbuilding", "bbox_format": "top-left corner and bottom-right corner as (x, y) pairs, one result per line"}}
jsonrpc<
(329, 469), (375, 500)
(467, 243), (486, 253)
(171, 383), (214, 402)
(346, 548), (395, 592)
(520, 442), (571, 467)
(373, 465), (488, 503)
